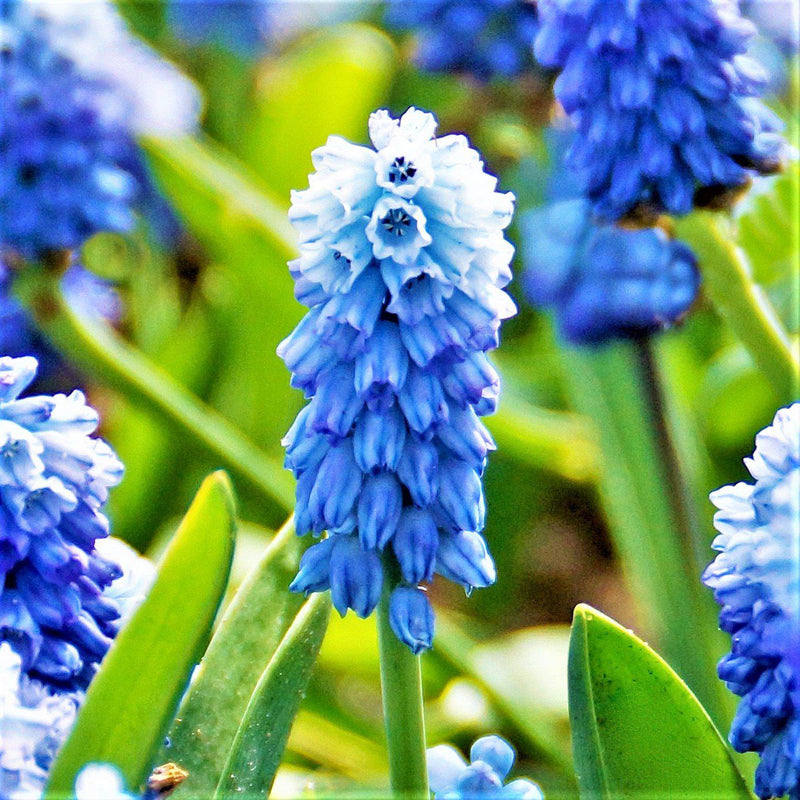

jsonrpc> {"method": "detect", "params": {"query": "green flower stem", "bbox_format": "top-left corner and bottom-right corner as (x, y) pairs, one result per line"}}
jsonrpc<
(13, 264), (295, 513)
(560, 340), (729, 725)
(376, 586), (429, 799)
(675, 212), (800, 401)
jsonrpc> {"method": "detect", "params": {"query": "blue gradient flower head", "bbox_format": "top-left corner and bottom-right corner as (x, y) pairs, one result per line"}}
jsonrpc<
(428, 735), (544, 799)
(534, 0), (787, 219)
(0, 356), (124, 690)
(0, 643), (80, 800)
(703, 403), (800, 800)
(0, 0), (200, 259)
(520, 197), (700, 344)
(385, 0), (541, 81)
(281, 107), (515, 653)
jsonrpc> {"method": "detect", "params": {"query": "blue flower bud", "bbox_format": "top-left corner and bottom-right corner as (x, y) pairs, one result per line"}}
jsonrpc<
(470, 735), (515, 781)
(393, 508), (439, 584)
(329, 536), (383, 619)
(436, 531), (496, 591)
(358, 473), (403, 551)
(396, 437), (439, 508)
(353, 406), (407, 474)
(389, 586), (435, 656)
(289, 537), (335, 596)
(438, 459), (485, 533)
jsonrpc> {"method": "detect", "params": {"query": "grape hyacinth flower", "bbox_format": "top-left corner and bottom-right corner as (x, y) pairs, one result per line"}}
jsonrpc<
(0, 0), (200, 259)
(520, 198), (700, 344)
(703, 403), (800, 800)
(427, 735), (543, 799)
(534, 0), (786, 219)
(0, 643), (80, 800)
(0, 356), (125, 690)
(280, 107), (515, 653)
(385, 0), (540, 81)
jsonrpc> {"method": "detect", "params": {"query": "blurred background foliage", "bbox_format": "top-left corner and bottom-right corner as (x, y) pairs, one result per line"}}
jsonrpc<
(47, 2), (798, 796)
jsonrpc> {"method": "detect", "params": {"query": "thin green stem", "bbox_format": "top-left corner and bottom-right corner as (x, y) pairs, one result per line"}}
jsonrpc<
(13, 264), (295, 513)
(675, 212), (799, 401)
(377, 588), (428, 799)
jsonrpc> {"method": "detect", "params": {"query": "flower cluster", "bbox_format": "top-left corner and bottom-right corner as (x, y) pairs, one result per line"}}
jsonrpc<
(534, 0), (786, 219)
(0, 643), (79, 800)
(520, 198), (700, 344)
(428, 735), (543, 799)
(280, 107), (515, 653)
(0, 356), (124, 690)
(703, 403), (800, 800)
(385, 0), (540, 81)
(0, 0), (199, 259)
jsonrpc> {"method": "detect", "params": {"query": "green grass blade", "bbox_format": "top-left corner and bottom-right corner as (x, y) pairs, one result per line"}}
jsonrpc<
(569, 605), (752, 800)
(159, 518), (307, 793)
(45, 472), (237, 795)
(214, 594), (331, 798)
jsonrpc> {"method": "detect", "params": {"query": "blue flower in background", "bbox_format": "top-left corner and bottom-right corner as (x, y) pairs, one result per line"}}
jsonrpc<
(534, 0), (786, 219)
(703, 403), (800, 800)
(428, 734), (543, 799)
(0, 259), (121, 390)
(0, 356), (125, 690)
(0, 0), (200, 259)
(520, 198), (700, 344)
(0, 643), (80, 800)
(281, 107), (515, 653)
(385, 0), (541, 81)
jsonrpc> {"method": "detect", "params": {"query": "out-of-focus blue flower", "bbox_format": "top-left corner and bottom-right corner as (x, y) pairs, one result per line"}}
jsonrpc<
(742, 0), (799, 55)
(521, 198), (700, 344)
(703, 403), (800, 800)
(282, 107), (515, 652)
(0, 0), (200, 259)
(428, 734), (544, 799)
(0, 643), (80, 800)
(0, 356), (124, 690)
(0, 259), (121, 389)
(534, 0), (786, 219)
(74, 763), (135, 800)
(385, 0), (541, 81)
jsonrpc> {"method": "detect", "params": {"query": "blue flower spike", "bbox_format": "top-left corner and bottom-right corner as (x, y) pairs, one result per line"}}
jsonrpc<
(428, 735), (544, 799)
(521, 198), (700, 344)
(385, 0), (541, 82)
(0, 356), (125, 690)
(281, 107), (516, 653)
(703, 403), (800, 800)
(535, 0), (787, 220)
(0, 0), (200, 259)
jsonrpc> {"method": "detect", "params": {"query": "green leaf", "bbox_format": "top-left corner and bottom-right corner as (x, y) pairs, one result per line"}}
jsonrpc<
(142, 134), (302, 452)
(46, 473), (236, 795)
(569, 604), (752, 800)
(241, 23), (396, 199)
(215, 593), (331, 798)
(159, 518), (307, 794)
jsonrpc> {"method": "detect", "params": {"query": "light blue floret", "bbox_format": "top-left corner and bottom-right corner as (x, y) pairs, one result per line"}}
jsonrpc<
(703, 403), (800, 800)
(534, 0), (786, 219)
(427, 734), (544, 799)
(281, 108), (515, 652)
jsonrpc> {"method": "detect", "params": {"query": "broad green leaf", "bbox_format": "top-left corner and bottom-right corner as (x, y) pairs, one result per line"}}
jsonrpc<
(560, 343), (727, 724)
(46, 473), (236, 795)
(214, 594), (331, 798)
(241, 23), (396, 199)
(142, 135), (302, 453)
(569, 605), (752, 800)
(159, 518), (306, 794)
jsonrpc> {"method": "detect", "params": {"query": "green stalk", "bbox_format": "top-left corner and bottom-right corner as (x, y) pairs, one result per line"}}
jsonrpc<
(560, 340), (728, 724)
(376, 588), (428, 799)
(675, 212), (799, 401)
(13, 264), (295, 513)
